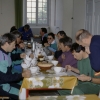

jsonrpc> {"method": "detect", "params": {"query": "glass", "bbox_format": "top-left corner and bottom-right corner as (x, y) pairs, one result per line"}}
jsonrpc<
(27, 13), (31, 18)
(27, 8), (31, 12)
(32, 13), (36, 18)
(27, 18), (31, 23)
(38, 8), (43, 12)
(32, 2), (36, 7)
(32, 8), (36, 12)
(43, 0), (47, 2)
(38, 3), (43, 7)
(27, 2), (31, 7)
(38, 12), (42, 18)
(38, 19), (43, 24)
(43, 3), (47, 7)
(31, 19), (36, 23)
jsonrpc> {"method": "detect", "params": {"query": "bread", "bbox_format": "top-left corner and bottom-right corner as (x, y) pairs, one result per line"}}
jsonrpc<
(37, 62), (53, 67)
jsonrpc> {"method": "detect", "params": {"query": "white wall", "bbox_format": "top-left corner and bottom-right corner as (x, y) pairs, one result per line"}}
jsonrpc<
(62, 0), (73, 37)
(0, 0), (15, 35)
(72, 0), (86, 41)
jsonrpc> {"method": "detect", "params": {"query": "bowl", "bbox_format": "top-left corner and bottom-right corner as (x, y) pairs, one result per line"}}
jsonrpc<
(47, 55), (54, 60)
(51, 60), (58, 66)
(37, 62), (53, 71)
(54, 67), (62, 74)
(30, 67), (38, 74)
(21, 62), (29, 69)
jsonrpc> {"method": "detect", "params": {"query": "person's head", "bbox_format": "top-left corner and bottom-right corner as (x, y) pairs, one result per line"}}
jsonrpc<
(59, 37), (72, 52)
(71, 43), (87, 60)
(57, 31), (67, 40)
(0, 33), (16, 52)
(47, 32), (55, 44)
(24, 24), (30, 32)
(10, 26), (17, 32)
(11, 30), (22, 44)
(76, 29), (92, 47)
(40, 28), (47, 36)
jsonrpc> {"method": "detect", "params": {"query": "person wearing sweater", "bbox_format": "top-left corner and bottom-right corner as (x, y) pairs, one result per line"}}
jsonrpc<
(58, 37), (77, 68)
(0, 33), (31, 99)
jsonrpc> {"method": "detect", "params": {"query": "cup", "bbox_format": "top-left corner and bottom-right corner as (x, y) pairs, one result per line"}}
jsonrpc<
(30, 67), (38, 74)
(21, 62), (29, 69)
(25, 55), (32, 61)
(54, 67), (62, 74)
(47, 55), (54, 60)
(51, 60), (58, 66)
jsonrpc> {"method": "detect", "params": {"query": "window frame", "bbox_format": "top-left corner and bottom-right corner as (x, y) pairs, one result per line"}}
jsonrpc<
(23, 0), (50, 27)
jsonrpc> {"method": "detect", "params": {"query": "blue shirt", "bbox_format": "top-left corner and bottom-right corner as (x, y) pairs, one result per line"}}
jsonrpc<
(18, 26), (33, 41)
(89, 35), (100, 72)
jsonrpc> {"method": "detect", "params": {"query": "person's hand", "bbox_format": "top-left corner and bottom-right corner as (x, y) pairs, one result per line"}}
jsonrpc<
(65, 65), (72, 71)
(44, 43), (50, 47)
(77, 74), (91, 81)
(20, 53), (26, 58)
(61, 54), (65, 60)
(19, 42), (25, 49)
(22, 69), (31, 78)
(29, 53), (34, 59)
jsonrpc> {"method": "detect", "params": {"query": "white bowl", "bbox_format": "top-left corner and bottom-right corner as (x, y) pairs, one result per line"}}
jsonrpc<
(30, 67), (38, 74)
(51, 60), (58, 66)
(54, 67), (62, 74)
(21, 62), (29, 69)
(24, 59), (31, 65)
(47, 55), (54, 60)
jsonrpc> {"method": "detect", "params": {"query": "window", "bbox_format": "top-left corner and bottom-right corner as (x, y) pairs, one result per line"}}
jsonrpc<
(25, 0), (49, 26)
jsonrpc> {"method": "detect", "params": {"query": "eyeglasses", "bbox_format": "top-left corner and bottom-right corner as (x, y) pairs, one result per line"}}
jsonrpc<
(47, 38), (52, 39)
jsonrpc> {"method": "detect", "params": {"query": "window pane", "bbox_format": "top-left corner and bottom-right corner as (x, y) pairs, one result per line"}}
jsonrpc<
(27, 2), (31, 7)
(43, 0), (47, 2)
(38, 19), (43, 24)
(43, 13), (47, 18)
(32, 19), (36, 23)
(32, 13), (36, 18)
(43, 3), (47, 7)
(43, 7), (47, 12)
(39, 3), (42, 7)
(27, 18), (31, 23)
(27, 8), (31, 12)
(32, 2), (36, 7)
(38, 8), (43, 12)
(27, 13), (31, 18)
(43, 19), (47, 24)
(38, 12), (42, 18)
(27, 0), (31, 1)
(39, 0), (43, 2)
(32, 0), (36, 1)
(32, 8), (36, 12)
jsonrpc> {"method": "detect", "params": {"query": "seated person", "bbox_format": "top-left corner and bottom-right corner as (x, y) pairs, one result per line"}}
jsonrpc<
(18, 24), (33, 41)
(58, 37), (77, 68)
(0, 33), (31, 99)
(10, 26), (17, 32)
(40, 28), (48, 46)
(44, 32), (57, 53)
(11, 31), (34, 73)
(55, 31), (68, 59)
(58, 43), (100, 95)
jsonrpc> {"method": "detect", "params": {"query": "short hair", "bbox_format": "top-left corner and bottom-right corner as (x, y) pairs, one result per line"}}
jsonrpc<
(10, 26), (17, 32)
(76, 29), (92, 41)
(41, 28), (47, 33)
(48, 32), (55, 39)
(24, 24), (30, 30)
(71, 43), (85, 53)
(57, 30), (67, 37)
(59, 37), (72, 48)
(11, 30), (22, 38)
(0, 33), (16, 46)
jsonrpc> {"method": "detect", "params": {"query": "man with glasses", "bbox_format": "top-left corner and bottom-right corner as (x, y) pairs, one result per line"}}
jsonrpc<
(76, 29), (100, 72)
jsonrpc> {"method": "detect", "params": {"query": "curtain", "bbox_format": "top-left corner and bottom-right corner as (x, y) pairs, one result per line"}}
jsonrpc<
(15, 0), (23, 28)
